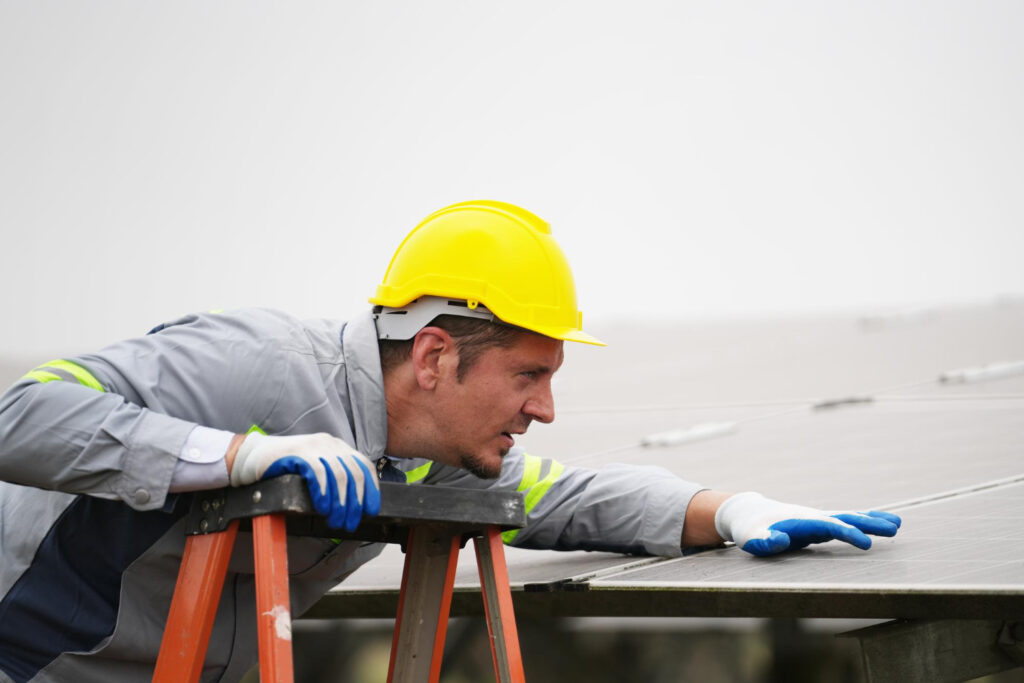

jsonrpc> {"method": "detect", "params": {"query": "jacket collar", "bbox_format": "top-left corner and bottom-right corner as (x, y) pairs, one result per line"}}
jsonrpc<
(340, 309), (389, 460)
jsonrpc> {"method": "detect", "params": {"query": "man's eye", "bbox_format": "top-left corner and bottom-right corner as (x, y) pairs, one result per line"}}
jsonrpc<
(520, 371), (538, 380)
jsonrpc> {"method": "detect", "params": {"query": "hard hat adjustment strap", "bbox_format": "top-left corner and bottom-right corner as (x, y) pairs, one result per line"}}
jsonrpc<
(373, 296), (497, 341)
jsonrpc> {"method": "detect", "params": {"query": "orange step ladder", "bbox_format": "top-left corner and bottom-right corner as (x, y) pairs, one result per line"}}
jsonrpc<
(152, 476), (527, 683)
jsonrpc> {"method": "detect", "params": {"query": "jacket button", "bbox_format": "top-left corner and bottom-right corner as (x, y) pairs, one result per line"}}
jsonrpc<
(134, 488), (151, 505)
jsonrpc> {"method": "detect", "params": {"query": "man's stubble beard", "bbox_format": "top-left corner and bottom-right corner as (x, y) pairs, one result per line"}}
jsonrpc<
(459, 447), (508, 480)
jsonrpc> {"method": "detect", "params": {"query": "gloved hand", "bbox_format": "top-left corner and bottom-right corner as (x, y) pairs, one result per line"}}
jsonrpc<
(714, 492), (901, 557)
(230, 432), (381, 532)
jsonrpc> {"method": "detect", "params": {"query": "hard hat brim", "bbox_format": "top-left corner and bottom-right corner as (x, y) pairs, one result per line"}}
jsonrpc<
(537, 326), (606, 347)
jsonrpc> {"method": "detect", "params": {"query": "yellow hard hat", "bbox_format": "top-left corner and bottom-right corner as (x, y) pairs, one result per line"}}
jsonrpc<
(370, 200), (604, 346)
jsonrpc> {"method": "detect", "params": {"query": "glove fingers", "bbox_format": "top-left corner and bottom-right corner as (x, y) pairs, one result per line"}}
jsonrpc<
(332, 457), (380, 530)
(319, 457), (351, 530)
(771, 518), (872, 551)
(341, 458), (362, 532)
(345, 456), (366, 506)
(264, 456), (333, 518)
(832, 512), (900, 537)
(741, 529), (791, 556)
(867, 510), (902, 528)
(357, 459), (382, 518)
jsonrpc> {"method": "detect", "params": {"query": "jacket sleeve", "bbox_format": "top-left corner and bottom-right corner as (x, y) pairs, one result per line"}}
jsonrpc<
(0, 310), (291, 511)
(395, 450), (704, 557)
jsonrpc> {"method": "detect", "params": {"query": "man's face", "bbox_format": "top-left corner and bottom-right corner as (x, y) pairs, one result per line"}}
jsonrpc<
(432, 333), (564, 478)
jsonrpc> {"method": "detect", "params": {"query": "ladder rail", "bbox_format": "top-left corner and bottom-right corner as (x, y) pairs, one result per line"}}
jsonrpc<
(387, 526), (462, 683)
(153, 520), (239, 683)
(475, 526), (526, 683)
(253, 513), (294, 683)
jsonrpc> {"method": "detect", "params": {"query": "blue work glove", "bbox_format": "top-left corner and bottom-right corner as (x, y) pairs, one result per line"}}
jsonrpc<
(230, 432), (381, 531)
(714, 492), (901, 557)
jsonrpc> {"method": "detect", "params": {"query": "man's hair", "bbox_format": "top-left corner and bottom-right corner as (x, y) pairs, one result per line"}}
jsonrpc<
(379, 314), (526, 381)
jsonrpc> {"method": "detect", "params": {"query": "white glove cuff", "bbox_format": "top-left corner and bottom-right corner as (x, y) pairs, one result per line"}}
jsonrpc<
(230, 431), (267, 487)
(714, 491), (766, 543)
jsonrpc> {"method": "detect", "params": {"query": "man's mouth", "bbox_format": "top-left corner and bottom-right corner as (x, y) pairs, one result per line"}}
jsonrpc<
(500, 422), (531, 449)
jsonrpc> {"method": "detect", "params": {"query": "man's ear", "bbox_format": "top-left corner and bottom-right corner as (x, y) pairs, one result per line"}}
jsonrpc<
(410, 326), (456, 390)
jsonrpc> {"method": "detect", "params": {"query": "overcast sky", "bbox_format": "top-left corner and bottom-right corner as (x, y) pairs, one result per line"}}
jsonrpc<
(1, 2), (1022, 356)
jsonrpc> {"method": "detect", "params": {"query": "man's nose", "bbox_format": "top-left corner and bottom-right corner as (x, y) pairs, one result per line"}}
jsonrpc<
(524, 384), (555, 424)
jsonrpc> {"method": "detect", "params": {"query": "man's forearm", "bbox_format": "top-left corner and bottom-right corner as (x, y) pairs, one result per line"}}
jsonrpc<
(0, 379), (194, 509)
(681, 489), (732, 547)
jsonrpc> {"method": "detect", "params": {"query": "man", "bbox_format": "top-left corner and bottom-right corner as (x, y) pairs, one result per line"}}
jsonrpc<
(0, 200), (900, 682)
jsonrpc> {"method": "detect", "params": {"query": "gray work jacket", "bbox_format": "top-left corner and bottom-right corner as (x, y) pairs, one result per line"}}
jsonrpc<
(0, 308), (702, 683)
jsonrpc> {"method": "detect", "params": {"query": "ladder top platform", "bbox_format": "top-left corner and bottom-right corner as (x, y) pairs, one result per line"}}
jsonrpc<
(186, 475), (527, 544)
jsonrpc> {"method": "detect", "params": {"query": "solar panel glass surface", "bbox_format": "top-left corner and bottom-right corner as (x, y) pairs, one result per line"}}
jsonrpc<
(324, 304), (1024, 619)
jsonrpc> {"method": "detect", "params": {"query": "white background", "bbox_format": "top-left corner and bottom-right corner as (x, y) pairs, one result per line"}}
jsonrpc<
(2, 2), (1022, 356)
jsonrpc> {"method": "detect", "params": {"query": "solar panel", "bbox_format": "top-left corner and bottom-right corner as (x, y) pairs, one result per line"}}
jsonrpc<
(521, 398), (1024, 511)
(581, 482), (1024, 619)
(319, 304), (1024, 632)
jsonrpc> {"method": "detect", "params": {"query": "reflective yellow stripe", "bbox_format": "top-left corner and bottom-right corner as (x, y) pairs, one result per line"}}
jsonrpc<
(524, 461), (565, 513)
(247, 424), (267, 435)
(502, 459), (566, 544)
(404, 462), (432, 484)
(516, 454), (542, 492)
(29, 359), (105, 392)
(22, 370), (63, 384)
